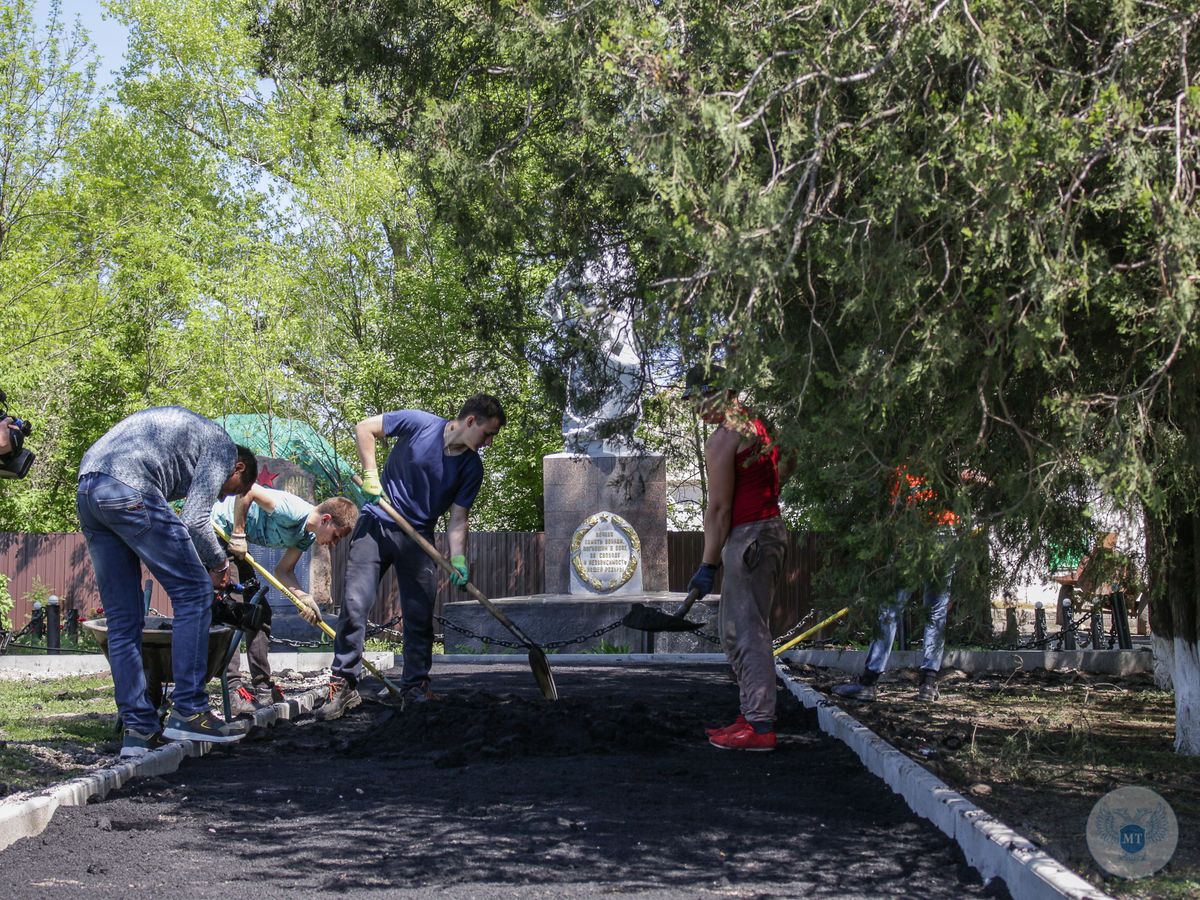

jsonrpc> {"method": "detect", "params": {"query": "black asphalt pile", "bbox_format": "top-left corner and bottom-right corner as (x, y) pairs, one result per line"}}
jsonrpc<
(0, 665), (1007, 898)
(344, 685), (810, 765)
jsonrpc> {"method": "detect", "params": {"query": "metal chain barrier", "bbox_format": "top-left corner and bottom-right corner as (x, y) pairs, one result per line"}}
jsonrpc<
(771, 610), (816, 650)
(0, 619), (101, 655)
(266, 635), (330, 650)
(366, 614), (403, 640)
(542, 619), (627, 651)
(968, 605), (1114, 652)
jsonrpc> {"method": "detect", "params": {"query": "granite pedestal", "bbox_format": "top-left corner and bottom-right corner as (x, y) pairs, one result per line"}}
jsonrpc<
(543, 452), (667, 594)
(439, 592), (724, 654)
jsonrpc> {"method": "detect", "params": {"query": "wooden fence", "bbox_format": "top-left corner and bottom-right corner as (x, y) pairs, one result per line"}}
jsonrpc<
(1, 530), (817, 639)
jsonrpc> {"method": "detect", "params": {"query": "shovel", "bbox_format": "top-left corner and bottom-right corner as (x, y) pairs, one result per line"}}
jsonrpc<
(622, 588), (704, 633)
(356, 480), (558, 701)
(212, 523), (407, 705)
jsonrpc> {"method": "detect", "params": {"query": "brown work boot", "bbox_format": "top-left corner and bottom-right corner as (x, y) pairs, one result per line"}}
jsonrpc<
(255, 681), (285, 705)
(315, 675), (361, 721)
(229, 683), (267, 718)
(917, 668), (940, 702)
(401, 681), (437, 708)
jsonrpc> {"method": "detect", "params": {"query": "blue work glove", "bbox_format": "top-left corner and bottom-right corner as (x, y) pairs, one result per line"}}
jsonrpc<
(449, 554), (469, 588)
(688, 562), (721, 599)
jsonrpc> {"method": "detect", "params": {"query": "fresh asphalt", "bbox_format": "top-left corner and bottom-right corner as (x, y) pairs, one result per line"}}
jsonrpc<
(0, 664), (1008, 898)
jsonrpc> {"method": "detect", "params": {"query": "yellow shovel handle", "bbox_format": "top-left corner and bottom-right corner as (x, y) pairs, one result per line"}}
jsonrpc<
(773, 607), (850, 657)
(213, 523), (405, 702)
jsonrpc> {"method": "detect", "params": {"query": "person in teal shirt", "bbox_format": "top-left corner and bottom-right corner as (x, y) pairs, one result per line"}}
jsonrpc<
(212, 485), (358, 713)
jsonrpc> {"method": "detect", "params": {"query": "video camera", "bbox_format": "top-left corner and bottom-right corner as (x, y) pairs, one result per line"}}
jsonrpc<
(212, 577), (270, 633)
(0, 390), (34, 480)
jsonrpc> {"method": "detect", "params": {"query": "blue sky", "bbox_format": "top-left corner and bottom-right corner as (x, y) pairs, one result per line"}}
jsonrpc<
(34, 0), (129, 93)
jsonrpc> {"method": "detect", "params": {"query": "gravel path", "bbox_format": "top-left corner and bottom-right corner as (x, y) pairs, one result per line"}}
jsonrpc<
(0, 664), (1007, 898)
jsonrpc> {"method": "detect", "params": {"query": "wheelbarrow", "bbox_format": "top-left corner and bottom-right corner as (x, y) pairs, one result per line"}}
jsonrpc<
(83, 615), (236, 714)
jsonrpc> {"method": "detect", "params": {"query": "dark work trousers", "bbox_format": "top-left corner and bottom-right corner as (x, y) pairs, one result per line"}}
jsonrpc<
(333, 513), (437, 690)
(719, 516), (788, 726)
(222, 554), (274, 687)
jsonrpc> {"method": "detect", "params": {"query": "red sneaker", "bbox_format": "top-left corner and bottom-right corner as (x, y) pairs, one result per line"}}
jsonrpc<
(708, 722), (776, 752)
(704, 714), (748, 737)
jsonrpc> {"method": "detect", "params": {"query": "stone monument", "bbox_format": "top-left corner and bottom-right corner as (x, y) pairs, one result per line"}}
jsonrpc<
(539, 245), (666, 594)
(441, 245), (712, 653)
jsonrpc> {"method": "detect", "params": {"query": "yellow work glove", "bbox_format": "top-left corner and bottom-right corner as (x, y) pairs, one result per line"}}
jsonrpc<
(361, 467), (383, 501)
(227, 530), (248, 558)
(292, 589), (322, 626)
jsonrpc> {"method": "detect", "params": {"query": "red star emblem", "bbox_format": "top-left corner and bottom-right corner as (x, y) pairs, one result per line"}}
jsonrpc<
(257, 465), (279, 487)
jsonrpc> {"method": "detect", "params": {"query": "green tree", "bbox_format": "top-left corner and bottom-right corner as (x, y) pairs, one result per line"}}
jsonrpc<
(257, 0), (1200, 749)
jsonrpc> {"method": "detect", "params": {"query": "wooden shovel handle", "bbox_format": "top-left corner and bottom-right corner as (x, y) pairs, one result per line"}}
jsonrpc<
(353, 477), (539, 648)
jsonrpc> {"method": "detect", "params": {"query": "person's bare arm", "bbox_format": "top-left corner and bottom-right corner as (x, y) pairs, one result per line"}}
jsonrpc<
(275, 545), (321, 623)
(700, 426), (740, 565)
(274, 546), (304, 594)
(447, 504), (470, 560)
(355, 415), (386, 472)
(233, 483), (276, 533)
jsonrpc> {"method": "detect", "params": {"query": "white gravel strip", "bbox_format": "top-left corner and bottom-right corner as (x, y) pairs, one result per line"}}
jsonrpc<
(0, 686), (325, 853)
(777, 664), (1113, 900)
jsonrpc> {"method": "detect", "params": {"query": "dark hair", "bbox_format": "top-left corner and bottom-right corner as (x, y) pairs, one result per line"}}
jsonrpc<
(235, 444), (259, 489)
(457, 394), (506, 428)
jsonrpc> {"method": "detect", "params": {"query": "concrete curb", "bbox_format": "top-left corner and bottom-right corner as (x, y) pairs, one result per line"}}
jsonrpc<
(436, 653), (728, 665)
(780, 648), (1153, 676)
(0, 651), (392, 680)
(0, 686), (325, 853)
(777, 664), (1113, 900)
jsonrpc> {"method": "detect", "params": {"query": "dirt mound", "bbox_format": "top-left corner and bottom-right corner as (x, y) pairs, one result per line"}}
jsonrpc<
(343, 684), (810, 767)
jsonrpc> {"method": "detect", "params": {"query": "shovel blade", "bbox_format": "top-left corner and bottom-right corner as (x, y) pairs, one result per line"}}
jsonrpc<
(529, 645), (558, 701)
(622, 602), (704, 633)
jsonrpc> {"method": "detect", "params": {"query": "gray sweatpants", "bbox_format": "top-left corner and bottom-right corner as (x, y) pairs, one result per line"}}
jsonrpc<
(719, 516), (788, 726)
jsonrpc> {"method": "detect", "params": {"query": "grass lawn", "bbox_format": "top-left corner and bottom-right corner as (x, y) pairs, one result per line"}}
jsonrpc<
(0, 673), (119, 798)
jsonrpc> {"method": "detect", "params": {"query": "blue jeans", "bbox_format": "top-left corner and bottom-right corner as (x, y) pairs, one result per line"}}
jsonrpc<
(77, 473), (214, 733)
(864, 570), (953, 676)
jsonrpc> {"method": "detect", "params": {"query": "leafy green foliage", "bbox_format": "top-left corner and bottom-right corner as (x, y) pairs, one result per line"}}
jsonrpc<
(256, 0), (1199, 629)
(0, 0), (561, 532)
(0, 573), (11, 631)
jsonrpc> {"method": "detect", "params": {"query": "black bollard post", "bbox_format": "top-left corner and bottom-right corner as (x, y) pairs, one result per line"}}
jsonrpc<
(1090, 604), (1103, 650)
(47, 595), (60, 654)
(1034, 602), (1047, 646)
(1062, 599), (1076, 650)
(1004, 606), (1020, 647)
(1111, 592), (1133, 650)
(30, 603), (45, 640)
(65, 606), (78, 642)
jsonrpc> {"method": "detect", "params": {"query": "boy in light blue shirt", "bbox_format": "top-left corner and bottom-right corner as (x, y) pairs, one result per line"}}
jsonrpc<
(212, 485), (358, 712)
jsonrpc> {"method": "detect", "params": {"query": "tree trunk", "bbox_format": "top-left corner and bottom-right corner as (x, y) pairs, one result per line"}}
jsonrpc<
(1152, 633), (1175, 690)
(1174, 638), (1200, 754)
(1149, 507), (1200, 753)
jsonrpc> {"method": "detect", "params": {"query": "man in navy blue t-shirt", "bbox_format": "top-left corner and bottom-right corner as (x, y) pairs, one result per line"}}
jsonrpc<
(317, 394), (506, 719)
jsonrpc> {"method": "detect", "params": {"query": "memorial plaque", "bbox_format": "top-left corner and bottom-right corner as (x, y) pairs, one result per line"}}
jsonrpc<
(569, 512), (641, 594)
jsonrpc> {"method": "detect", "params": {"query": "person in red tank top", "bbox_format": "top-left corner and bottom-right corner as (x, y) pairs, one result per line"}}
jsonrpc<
(683, 364), (789, 752)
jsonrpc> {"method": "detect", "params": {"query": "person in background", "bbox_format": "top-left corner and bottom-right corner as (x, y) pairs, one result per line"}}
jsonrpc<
(316, 394), (505, 719)
(214, 485), (359, 714)
(684, 365), (789, 752)
(77, 406), (257, 756)
(834, 465), (983, 702)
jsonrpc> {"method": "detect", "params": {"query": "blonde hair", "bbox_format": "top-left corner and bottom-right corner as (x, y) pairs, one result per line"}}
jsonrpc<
(315, 496), (359, 530)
